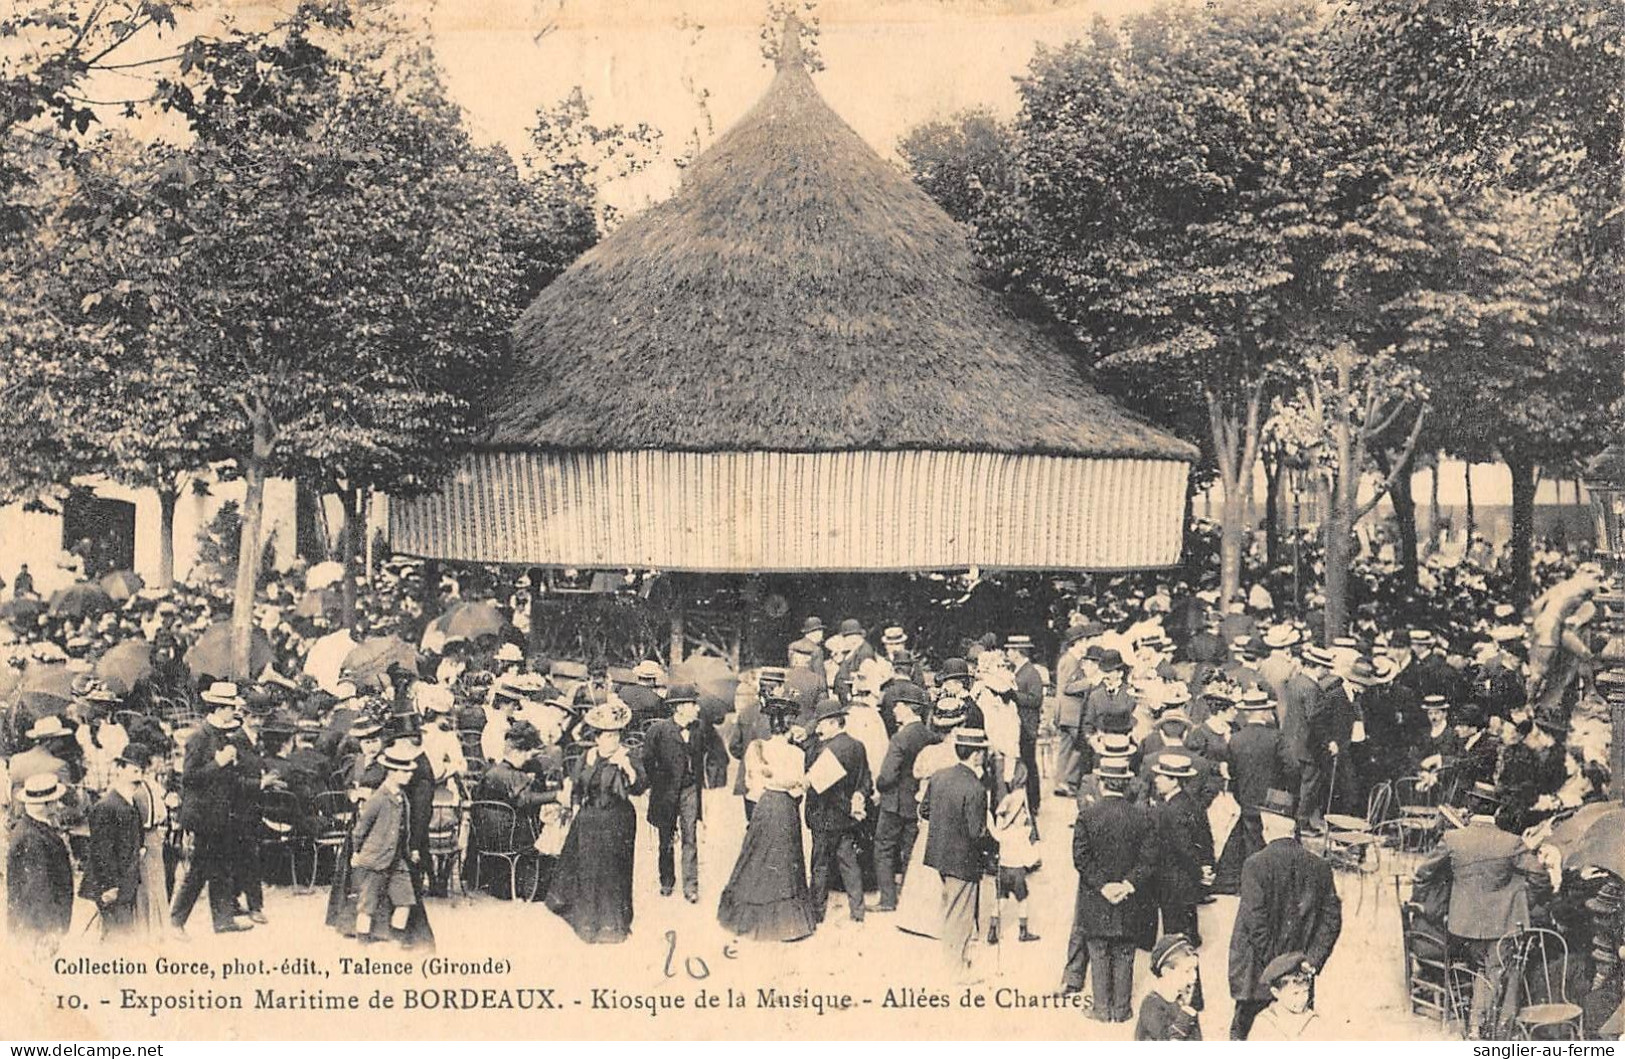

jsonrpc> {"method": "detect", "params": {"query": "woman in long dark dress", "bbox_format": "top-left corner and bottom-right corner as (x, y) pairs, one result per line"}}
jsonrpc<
(545, 699), (646, 943)
(717, 701), (815, 942)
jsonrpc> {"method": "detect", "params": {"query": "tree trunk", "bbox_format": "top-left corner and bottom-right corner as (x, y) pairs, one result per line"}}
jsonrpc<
(1507, 453), (1538, 608)
(1264, 450), (1283, 573)
(1206, 386), (1263, 608)
(1428, 459), (1441, 549)
(156, 483), (179, 592)
(339, 485), (360, 628)
(1389, 447), (1420, 590)
(1464, 462), (1476, 541)
(1220, 487), (1245, 607)
(231, 406), (273, 681)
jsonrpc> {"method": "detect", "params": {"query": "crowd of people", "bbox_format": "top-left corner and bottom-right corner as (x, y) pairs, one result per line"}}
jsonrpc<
(1, 536), (1622, 1040)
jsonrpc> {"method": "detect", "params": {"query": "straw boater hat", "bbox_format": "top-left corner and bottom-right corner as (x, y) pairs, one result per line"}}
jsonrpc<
(1263, 624), (1302, 650)
(201, 681), (245, 708)
(494, 642), (524, 663)
(632, 660), (664, 686)
(1301, 645), (1336, 669)
(18, 774), (66, 804)
(1005, 634), (1034, 652)
(1095, 733), (1137, 759)
(1152, 752), (1198, 779)
(953, 727), (989, 749)
(26, 715), (76, 741)
(583, 699), (631, 732)
(882, 626), (908, 646)
(381, 746), (419, 772)
(1095, 757), (1134, 780)
(1422, 694), (1450, 712)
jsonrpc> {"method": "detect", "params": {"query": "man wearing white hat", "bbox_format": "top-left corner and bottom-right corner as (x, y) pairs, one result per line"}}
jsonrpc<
(171, 682), (254, 935)
(1257, 625), (1301, 704)
(9, 715), (80, 799)
(7, 774), (74, 948)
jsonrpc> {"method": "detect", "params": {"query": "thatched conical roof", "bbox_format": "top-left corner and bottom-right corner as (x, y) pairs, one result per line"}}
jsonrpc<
(489, 25), (1194, 462)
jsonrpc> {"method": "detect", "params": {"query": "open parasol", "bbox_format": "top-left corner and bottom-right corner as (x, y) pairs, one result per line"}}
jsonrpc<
(1, 596), (46, 631)
(96, 640), (154, 695)
(420, 600), (508, 653)
(303, 629), (357, 693)
(98, 570), (145, 602)
(305, 561), (345, 591)
(16, 662), (78, 714)
(48, 582), (114, 620)
(341, 636), (418, 690)
(184, 621), (273, 681)
(1547, 802), (1625, 879)
(671, 654), (739, 722)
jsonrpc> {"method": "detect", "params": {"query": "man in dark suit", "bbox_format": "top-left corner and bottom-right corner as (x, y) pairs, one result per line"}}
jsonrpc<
(1007, 634), (1046, 815)
(7, 774), (74, 950)
(1405, 630), (1462, 703)
(921, 727), (992, 975)
(1279, 646), (1325, 803)
(1150, 753), (1214, 946)
(1412, 782), (1558, 1037)
(83, 744), (150, 937)
(803, 698), (873, 924)
(619, 662), (667, 730)
(1051, 624), (1096, 797)
(229, 707), (273, 925)
(643, 684), (709, 902)
(787, 616), (827, 675)
(1214, 691), (1281, 893)
(1228, 788), (1342, 1039)
(1070, 759), (1158, 1022)
(171, 683), (254, 935)
(871, 684), (937, 913)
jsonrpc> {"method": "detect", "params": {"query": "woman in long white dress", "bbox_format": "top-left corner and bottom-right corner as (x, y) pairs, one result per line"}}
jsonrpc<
(895, 701), (971, 937)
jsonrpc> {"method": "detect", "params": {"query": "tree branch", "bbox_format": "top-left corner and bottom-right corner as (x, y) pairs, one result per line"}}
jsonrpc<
(1355, 405), (1427, 522)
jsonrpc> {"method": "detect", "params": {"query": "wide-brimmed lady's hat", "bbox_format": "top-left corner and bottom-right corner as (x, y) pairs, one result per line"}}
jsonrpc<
(349, 719), (385, 741)
(583, 700), (631, 732)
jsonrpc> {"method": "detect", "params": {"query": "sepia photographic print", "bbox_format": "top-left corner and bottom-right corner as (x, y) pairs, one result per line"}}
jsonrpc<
(1, 0), (1622, 1045)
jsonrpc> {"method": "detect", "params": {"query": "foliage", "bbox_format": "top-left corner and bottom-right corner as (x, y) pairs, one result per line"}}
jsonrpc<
(758, 1), (824, 73)
(525, 86), (660, 231)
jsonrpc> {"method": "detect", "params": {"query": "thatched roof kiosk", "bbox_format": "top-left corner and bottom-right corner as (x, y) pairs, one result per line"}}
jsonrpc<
(392, 19), (1195, 615)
